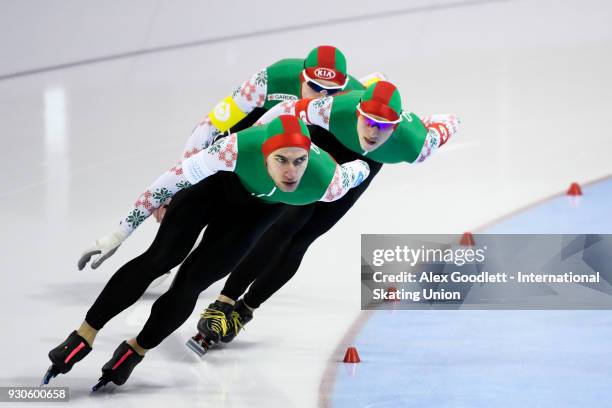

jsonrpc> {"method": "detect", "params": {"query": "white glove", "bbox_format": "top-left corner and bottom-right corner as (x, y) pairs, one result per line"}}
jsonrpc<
(348, 159), (370, 188)
(421, 114), (461, 147)
(78, 229), (129, 270)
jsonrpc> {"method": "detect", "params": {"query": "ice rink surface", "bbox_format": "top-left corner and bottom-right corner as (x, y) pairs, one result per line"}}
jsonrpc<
(332, 178), (612, 407)
(1, 0), (611, 406)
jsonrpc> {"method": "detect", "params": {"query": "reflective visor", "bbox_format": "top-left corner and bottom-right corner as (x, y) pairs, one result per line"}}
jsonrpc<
(362, 115), (396, 131)
(306, 80), (343, 96)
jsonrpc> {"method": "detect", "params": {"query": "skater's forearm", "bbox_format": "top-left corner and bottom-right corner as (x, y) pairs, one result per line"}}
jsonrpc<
(118, 162), (194, 236)
(207, 68), (268, 132)
(255, 97), (332, 131)
(320, 160), (370, 202)
(413, 125), (443, 164)
(414, 114), (460, 163)
(182, 117), (224, 158)
(78, 164), (195, 270)
(183, 68), (268, 156)
(182, 134), (238, 186)
(255, 100), (297, 126)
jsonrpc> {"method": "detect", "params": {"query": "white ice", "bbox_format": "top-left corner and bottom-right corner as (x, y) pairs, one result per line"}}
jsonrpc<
(1, 0), (611, 406)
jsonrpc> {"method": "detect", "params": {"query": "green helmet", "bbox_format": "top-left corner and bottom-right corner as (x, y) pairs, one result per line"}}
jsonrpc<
(358, 81), (402, 123)
(262, 115), (311, 158)
(303, 45), (348, 87)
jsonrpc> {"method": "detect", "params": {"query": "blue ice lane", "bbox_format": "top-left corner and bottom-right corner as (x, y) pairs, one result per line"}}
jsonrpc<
(481, 178), (612, 234)
(331, 178), (612, 408)
(331, 310), (612, 408)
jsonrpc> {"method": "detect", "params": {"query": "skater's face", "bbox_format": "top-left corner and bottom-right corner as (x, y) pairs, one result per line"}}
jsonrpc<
(301, 78), (341, 99)
(356, 113), (396, 152)
(266, 147), (309, 192)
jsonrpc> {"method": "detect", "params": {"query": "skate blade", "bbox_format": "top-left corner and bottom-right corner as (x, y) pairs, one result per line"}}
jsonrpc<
(186, 336), (211, 357)
(91, 378), (109, 392)
(41, 365), (59, 385)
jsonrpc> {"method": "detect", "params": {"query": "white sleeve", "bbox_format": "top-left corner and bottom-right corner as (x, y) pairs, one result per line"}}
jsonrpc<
(254, 96), (333, 131)
(414, 128), (441, 163)
(305, 97), (333, 130)
(254, 100), (298, 126)
(185, 67), (267, 151)
(182, 117), (225, 158)
(319, 159), (370, 202)
(118, 162), (194, 236)
(182, 134), (238, 184)
(117, 134), (238, 236)
(415, 114), (460, 163)
(232, 67), (268, 112)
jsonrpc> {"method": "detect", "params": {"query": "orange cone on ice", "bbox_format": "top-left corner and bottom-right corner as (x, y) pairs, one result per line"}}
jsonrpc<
(343, 347), (361, 363)
(460, 232), (475, 246)
(566, 182), (582, 196)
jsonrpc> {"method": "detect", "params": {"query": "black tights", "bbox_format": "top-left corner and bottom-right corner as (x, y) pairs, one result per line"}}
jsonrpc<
(85, 173), (282, 349)
(220, 160), (383, 308)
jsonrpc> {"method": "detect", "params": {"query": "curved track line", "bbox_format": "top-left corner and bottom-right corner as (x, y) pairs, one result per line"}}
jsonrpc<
(317, 171), (612, 407)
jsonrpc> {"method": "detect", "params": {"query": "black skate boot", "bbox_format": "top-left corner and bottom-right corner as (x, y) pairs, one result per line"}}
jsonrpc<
(43, 331), (92, 385)
(220, 299), (253, 343)
(92, 341), (143, 392)
(186, 300), (233, 357)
